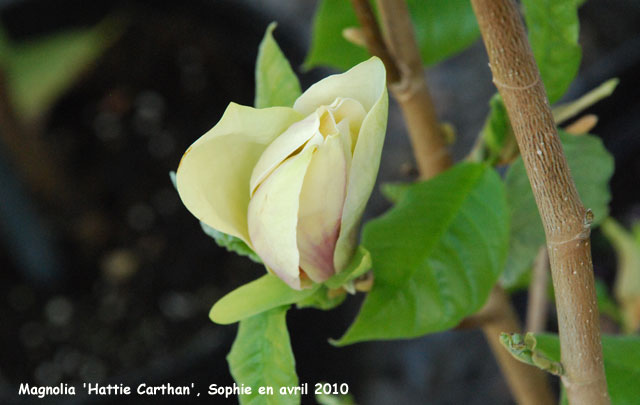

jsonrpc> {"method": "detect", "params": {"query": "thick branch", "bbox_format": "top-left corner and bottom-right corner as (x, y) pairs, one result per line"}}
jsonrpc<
(350, 0), (451, 179)
(470, 0), (609, 403)
(526, 246), (549, 333)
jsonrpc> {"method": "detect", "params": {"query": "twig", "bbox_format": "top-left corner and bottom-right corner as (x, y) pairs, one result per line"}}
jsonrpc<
(348, 2), (553, 403)
(349, 0), (451, 179)
(470, 0), (609, 403)
(348, 0), (400, 83)
(526, 247), (549, 333)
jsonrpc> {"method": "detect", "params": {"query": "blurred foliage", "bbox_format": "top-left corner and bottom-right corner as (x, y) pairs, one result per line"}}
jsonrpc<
(601, 219), (640, 333)
(305, 0), (479, 71)
(0, 17), (123, 119)
(552, 78), (619, 124)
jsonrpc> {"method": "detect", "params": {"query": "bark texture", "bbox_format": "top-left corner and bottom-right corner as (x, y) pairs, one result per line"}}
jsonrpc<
(470, 0), (609, 403)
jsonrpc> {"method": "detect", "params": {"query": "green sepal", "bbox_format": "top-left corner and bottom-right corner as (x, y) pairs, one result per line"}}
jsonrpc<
(255, 22), (302, 109)
(210, 274), (319, 324)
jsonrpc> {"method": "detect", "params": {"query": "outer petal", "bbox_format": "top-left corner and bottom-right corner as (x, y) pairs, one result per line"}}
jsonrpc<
(176, 103), (302, 244)
(297, 132), (348, 283)
(293, 57), (386, 115)
(333, 84), (389, 272)
(248, 138), (321, 290)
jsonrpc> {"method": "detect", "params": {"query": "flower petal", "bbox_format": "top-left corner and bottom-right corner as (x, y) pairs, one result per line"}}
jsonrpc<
(293, 57), (386, 115)
(176, 103), (302, 244)
(333, 85), (389, 272)
(331, 97), (367, 150)
(248, 137), (321, 289)
(249, 112), (321, 196)
(297, 131), (349, 283)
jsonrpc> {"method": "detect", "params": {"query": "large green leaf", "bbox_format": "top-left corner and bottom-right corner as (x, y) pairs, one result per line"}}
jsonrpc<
(522, 0), (581, 103)
(335, 163), (509, 344)
(534, 334), (640, 404)
(210, 274), (318, 325)
(0, 18), (122, 119)
(255, 23), (301, 109)
(227, 307), (299, 405)
(305, 0), (479, 71)
(502, 131), (614, 288)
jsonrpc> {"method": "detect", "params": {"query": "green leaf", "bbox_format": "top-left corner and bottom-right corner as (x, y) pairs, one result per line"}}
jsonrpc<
(316, 389), (356, 405)
(408, 0), (479, 66)
(601, 218), (640, 333)
(169, 171), (262, 263)
(0, 17), (123, 119)
(335, 163), (509, 344)
(227, 306), (299, 405)
(255, 23), (301, 109)
(522, 0), (581, 103)
(380, 182), (411, 204)
(534, 333), (640, 404)
(502, 131), (614, 288)
(305, 0), (479, 71)
(304, 0), (369, 71)
(479, 93), (519, 164)
(483, 94), (510, 157)
(553, 78), (619, 124)
(210, 274), (318, 324)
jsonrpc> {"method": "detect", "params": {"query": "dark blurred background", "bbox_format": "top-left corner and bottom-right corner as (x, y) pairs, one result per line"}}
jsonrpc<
(0, 0), (639, 404)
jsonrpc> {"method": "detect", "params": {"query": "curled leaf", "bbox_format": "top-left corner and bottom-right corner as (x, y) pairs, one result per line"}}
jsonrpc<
(499, 332), (564, 376)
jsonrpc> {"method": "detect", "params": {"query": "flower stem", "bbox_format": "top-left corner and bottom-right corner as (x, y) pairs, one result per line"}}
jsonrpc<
(349, 0), (451, 179)
(470, 0), (609, 402)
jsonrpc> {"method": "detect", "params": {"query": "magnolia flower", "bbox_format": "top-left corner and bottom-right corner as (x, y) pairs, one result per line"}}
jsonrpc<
(176, 57), (387, 290)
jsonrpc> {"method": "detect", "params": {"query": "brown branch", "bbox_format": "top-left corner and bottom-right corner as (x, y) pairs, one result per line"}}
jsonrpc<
(348, 2), (553, 403)
(470, 0), (609, 403)
(481, 287), (555, 405)
(349, 0), (451, 179)
(526, 246), (550, 333)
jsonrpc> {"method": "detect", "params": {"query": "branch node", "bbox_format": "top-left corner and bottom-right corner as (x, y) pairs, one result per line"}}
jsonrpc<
(492, 76), (540, 91)
(389, 74), (424, 102)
